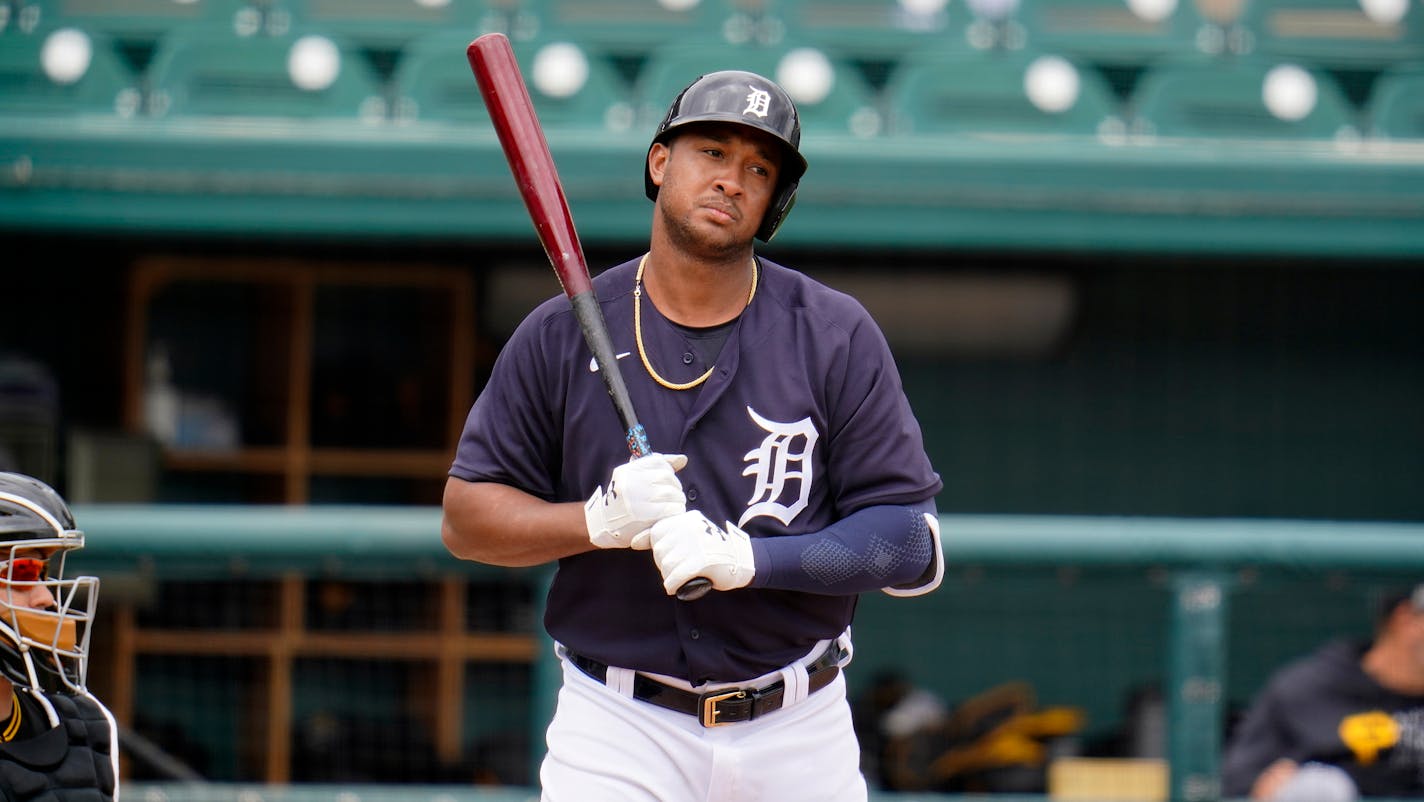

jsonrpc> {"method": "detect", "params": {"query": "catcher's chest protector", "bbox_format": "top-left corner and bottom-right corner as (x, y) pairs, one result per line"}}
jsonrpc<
(0, 692), (116, 801)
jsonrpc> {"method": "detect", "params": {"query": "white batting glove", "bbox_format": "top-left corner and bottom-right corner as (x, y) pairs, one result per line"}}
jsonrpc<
(584, 453), (688, 550)
(649, 510), (755, 595)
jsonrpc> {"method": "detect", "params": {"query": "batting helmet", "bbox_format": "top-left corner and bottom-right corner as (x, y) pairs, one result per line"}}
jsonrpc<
(0, 472), (98, 694)
(644, 70), (809, 242)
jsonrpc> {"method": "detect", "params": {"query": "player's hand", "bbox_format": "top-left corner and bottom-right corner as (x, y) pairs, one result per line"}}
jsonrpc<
(584, 453), (688, 550)
(1250, 759), (1299, 800)
(649, 510), (755, 595)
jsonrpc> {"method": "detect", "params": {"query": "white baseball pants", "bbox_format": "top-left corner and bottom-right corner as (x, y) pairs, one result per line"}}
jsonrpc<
(539, 651), (867, 802)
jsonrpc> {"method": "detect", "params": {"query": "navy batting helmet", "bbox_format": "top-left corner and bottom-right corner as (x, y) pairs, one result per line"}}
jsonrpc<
(0, 472), (98, 694)
(644, 70), (809, 242)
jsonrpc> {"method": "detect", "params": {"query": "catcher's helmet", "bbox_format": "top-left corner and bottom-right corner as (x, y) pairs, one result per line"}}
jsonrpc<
(644, 70), (809, 242)
(0, 472), (98, 694)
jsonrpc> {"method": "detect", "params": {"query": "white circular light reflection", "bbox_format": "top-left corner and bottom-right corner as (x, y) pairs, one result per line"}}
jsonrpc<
(288, 35), (341, 91)
(1262, 63), (1317, 121)
(777, 47), (835, 106)
(532, 42), (589, 99)
(899, 0), (949, 14)
(1359, 0), (1408, 25)
(1024, 55), (1080, 114)
(1127, 0), (1177, 23)
(415, 0), (450, 7)
(41, 28), (93, 85)
(657, 0), (701, 10)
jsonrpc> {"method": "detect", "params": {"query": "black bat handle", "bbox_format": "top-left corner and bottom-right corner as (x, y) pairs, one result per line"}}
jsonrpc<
(569, 292), (711, 602)
(676, 578), (713, 601)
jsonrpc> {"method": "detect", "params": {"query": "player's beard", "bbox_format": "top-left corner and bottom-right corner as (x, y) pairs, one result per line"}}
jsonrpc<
(657, 194), (755, 265)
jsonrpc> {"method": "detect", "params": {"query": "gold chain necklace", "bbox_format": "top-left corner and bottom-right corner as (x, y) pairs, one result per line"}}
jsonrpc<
(634, 254), (758, 391)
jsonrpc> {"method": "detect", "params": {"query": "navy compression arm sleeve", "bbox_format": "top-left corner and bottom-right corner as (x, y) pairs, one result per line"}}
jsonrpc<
(747, 503), (934, 595)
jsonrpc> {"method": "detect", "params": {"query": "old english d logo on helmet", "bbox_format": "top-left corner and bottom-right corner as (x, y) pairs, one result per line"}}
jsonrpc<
(743, 86), (771, 118)
(645, 70), (809, 242)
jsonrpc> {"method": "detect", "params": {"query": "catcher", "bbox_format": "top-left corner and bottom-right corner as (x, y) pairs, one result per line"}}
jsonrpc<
(0, 472), (117, 801)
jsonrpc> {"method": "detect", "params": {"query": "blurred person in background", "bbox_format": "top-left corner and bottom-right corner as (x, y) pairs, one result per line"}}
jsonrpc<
(1221, 586), (1424, 800)
(0, 472), (117, 801)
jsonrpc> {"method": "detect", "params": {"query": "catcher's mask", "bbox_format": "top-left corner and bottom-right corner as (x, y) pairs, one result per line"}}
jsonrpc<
(0, 472), (98, 695)
(645, 69), (809, 242)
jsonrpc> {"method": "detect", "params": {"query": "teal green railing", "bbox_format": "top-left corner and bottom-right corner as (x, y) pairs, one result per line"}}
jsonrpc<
(75, 506), (1424, 801)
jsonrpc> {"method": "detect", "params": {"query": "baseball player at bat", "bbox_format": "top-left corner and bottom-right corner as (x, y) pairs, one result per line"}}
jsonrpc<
(443, 69), (942, 800)
(1221, 585), (1424, 800)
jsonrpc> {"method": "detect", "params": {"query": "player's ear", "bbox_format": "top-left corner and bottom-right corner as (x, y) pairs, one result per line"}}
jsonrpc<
(647, 142), (670, 191)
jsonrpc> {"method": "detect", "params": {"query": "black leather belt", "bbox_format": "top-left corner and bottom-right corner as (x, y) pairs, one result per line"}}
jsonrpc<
(568, 645), (845, 728)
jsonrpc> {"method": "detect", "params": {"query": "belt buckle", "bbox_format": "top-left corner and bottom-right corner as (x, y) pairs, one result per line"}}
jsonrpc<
(700, 689), (747, 728)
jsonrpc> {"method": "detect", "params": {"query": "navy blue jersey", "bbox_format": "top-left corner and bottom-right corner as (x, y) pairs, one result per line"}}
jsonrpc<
(451, 256), (942, 683)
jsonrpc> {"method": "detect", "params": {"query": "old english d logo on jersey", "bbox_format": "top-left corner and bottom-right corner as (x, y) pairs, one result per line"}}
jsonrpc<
(738, 406), (818, 527)
(743, 86), (772, 118)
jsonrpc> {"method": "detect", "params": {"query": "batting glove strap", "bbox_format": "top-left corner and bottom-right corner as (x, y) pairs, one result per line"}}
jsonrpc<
(649, 510), (756, 595)
(584, 453), (688, 550)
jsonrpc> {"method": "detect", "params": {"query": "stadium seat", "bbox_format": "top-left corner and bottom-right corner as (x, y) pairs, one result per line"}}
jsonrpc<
(1367, 62), (1424, 139)
(31, 0), (252, 39)
(1242, 0), (1424, 70)
(769, 0), (966, 64)
(1129, 55), (1358, 139)
(392, 29), (634, 130)
(280, 0), (513, 50)
(2, 1), (41, 35)
(634, 39), (884, 138)
(1015, 0), (1205, 66)
(883, 46), (1121, 137)
(147, 27), (386, 120)
(0, 26), (139, 116)
(522, 0), (730, 58)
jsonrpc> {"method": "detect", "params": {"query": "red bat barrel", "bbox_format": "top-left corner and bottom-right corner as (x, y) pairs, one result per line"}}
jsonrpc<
(467, 33), (591, 298)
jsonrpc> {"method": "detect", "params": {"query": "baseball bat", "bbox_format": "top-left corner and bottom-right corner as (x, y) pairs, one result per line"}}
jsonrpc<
(467, 32), (712, 602)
